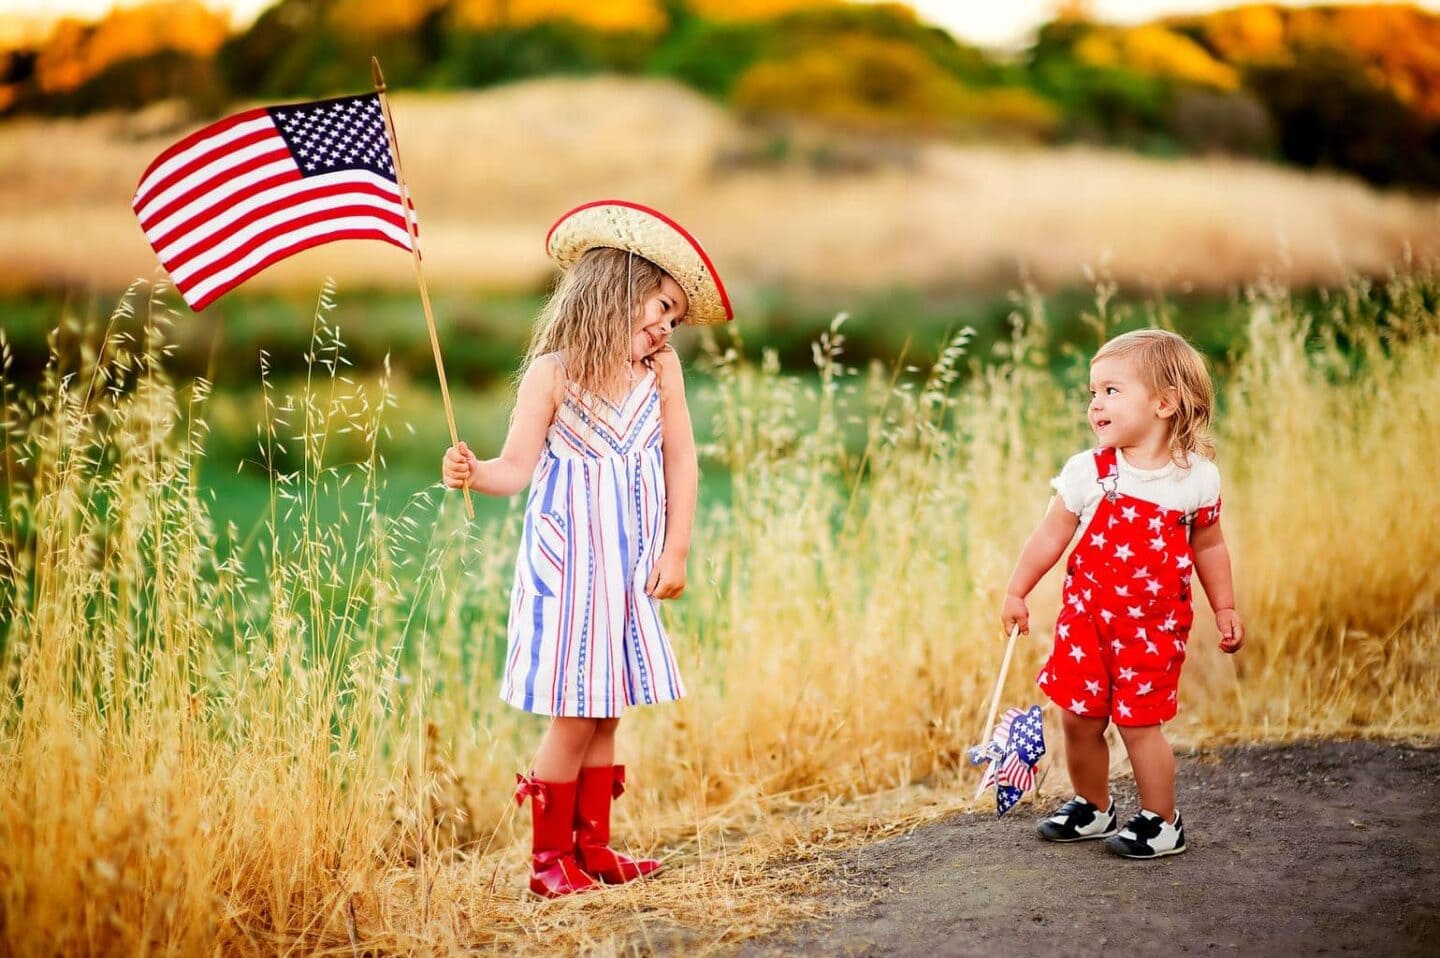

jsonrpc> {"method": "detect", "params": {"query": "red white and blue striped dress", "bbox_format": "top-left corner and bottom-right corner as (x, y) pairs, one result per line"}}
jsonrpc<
(500, 365), (685, 717)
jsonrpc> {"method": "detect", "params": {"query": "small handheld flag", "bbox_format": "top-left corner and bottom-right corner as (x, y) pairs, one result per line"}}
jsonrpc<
(969, 624), (1047, 816)
(131, 92), (415, 310)
(969, 705), (1046, 816)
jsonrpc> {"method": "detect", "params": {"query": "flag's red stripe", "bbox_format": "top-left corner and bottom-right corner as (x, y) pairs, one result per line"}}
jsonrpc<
(145, 168), (301, 249)
(133, 107), (271, 193)
(186, 228), (410, 310)
(163, 183), (408, 272)
(177, 205), (409, 291)
(139, 149), (296, 233)
(134, 126), (280, 214)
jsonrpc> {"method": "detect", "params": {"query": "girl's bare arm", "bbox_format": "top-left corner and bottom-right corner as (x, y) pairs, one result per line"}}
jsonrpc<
(648, 348), (697, 599)
(1001, 496), (1080, 633)
(445, 356), (560, 498)
(1190, 519), (1244, 651)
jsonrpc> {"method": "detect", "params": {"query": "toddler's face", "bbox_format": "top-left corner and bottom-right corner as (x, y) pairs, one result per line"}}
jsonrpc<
(1088, 355), (1171, 446)
(631, 274), (689, 362)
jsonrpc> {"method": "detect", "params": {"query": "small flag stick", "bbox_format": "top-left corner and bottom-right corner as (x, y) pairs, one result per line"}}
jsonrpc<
(371, 57), (474, 519)
(975, 624), (1022, 799)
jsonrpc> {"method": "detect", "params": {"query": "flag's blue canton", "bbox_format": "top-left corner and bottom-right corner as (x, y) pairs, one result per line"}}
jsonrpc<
(267, 94), (396, 182)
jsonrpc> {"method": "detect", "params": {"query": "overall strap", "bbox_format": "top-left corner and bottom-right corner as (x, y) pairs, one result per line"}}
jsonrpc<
(1092, 446), (1120, 501)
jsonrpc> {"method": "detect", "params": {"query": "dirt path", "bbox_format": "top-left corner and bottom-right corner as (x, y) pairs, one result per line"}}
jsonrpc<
(741, 741), (1440, 957)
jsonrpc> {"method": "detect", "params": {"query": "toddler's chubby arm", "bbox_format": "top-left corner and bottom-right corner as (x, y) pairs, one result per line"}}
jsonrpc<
(1001, 496), (1080, 635)
(1189, 520), (1244, 653)
(649, 347), (696, 600)
(441, 355), (561, 498)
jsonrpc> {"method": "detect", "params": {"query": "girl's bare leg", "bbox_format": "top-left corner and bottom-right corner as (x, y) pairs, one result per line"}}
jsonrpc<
(532, 717), (600, 781)
(1117, 723), (1176, 821)
(1062, 709), (1112, 808)
(582, 717), (621, 768)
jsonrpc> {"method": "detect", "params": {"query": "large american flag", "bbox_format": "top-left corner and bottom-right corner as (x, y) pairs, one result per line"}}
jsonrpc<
(132, 93), (415, 310)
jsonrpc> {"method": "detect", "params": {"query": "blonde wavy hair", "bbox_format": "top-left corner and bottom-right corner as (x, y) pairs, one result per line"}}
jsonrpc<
(1093, 329), (1216, 465)
(522, 247), (667, 403)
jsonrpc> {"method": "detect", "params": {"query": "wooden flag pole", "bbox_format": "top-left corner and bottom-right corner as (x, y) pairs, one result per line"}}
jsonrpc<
(974, 624), (1021, 800)
(372, 57), (474, 519)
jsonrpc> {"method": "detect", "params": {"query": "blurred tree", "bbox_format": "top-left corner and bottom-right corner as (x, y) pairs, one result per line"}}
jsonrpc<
(1245, 42), (1440, 188)
(29, 1), (226, 101)
(1167, 86), (1273, 156)
(731, 33), (1056, 140)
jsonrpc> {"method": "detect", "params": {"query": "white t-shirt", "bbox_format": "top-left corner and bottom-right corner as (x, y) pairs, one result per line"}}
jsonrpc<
(1051, 447), (1221, 533)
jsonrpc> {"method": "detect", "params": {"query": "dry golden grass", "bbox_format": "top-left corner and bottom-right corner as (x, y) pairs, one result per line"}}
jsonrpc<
(1, 271), (1439, 955)
(2, 77), (1438, 298)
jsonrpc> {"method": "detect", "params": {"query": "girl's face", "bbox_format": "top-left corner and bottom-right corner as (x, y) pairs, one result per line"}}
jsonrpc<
(631, 274), (689, 362)
(1088, 355), (1175, 447)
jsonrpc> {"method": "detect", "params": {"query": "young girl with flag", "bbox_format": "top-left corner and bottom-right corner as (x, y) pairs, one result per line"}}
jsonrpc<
(441, 201), (731, 897)
(1000, 329), (1243, 859)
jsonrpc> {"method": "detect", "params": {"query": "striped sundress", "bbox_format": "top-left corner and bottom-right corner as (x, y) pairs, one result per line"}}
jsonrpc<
(499, 364), (686, 717)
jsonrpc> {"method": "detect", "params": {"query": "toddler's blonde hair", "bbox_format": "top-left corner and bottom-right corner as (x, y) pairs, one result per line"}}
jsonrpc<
(1093, 329), (1216, 464)
(523, 246), (666, 402)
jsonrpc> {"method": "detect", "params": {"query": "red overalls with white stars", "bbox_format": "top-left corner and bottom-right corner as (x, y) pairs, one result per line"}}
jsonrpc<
(1038, 447), (1221, 726)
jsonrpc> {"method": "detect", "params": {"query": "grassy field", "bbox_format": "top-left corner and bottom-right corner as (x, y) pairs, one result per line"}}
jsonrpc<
(2, 269), (1438, 955)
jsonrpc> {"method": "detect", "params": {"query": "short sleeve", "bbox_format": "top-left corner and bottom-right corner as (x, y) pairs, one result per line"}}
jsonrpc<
(1050, 451), (1095, 516)
(1192, 460), (1222, 528)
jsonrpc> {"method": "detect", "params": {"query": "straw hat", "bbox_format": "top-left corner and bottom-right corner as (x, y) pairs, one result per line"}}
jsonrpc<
(545, 200), (733, 325)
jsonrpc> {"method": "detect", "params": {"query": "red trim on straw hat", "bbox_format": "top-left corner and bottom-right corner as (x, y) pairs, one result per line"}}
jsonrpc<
(545, 199), (733, 322)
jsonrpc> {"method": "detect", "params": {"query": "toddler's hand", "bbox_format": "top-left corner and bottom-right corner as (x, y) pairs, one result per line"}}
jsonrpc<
(1001, 594), (1030, 636)
(442, 441), (479, 490)
(1216, 608), (1244, 653)
(646, 550), (687, 600)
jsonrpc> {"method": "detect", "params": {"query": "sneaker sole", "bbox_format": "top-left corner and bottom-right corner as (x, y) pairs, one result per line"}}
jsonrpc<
(1106, 841), (1187, 859)
(1037, 825), (1118, 843)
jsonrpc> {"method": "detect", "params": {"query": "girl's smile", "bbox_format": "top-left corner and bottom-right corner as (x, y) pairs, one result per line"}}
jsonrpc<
(632, 274), (690, 362)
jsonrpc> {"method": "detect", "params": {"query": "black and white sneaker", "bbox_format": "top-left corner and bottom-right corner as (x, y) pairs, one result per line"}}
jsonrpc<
(1036, 795), (1117, 842)
(1105, 809), (1187, 859)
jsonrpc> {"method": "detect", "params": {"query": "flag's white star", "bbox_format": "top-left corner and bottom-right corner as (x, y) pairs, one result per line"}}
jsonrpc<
(1056, 623), (1070, 639)
(1145, 578), (1163, 595)
(1144, 640), (1159, 655)
(1068, 644), (1086, 662)
(1150, 536), (1167, 551)
(1161, 614), (1178, 632)
(1111, 639), (1124, 653)
(1134, 627), (1148, 641)
(1085, 679), (1103, 695)
(1068, 699), (1088, 713)
(1176, 555), (1193, 570)
(1121, 505), (1139, 522)
(1119, 666), (1137, 681)
(1133, 566), (1151, 579)
(1100, 609), (1115, 624)
(1137, 681), (1153, 695)
(1090, 532), (1107, 549)
(1116, 701), (1132, 718)
(1116, 584), (1130, 597)
(1115, 544), (1134, 562)
(1127, 605), (1143, 618)
(1148, 516), (1163, 532)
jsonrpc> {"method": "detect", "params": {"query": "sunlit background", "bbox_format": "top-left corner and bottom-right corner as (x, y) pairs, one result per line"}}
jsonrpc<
(3, 4), (1440, 954)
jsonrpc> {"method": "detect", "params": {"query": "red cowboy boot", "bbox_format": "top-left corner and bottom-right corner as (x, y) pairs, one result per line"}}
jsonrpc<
(514, 773), (599, 898)
(574, 765), (663, 884)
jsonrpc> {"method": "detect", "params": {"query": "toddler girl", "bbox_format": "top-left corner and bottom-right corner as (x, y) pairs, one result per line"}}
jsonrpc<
(442, 201), (732, 895)
(1001, 329), (1243, 859)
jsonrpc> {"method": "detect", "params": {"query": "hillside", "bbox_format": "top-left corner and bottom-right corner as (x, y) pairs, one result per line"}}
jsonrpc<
(2, 77), (1437, 300)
